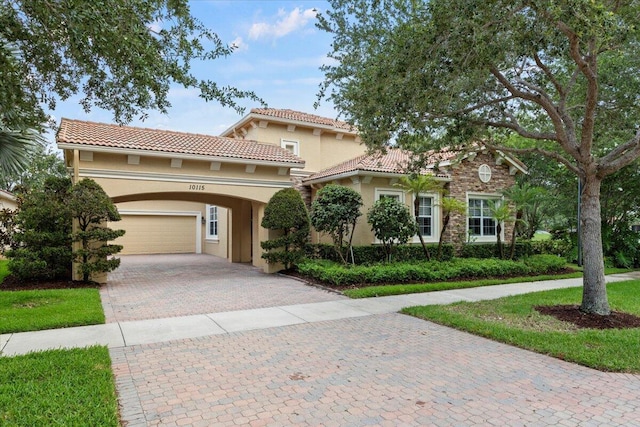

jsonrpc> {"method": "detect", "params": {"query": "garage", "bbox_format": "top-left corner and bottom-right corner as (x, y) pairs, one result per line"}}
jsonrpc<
(112, 212), (200, 255)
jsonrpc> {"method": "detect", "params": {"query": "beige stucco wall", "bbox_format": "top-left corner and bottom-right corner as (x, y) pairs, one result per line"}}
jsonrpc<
(0, 193), (17, 211)
(309, 154), (518, 250)
(242, 123), (365, 174)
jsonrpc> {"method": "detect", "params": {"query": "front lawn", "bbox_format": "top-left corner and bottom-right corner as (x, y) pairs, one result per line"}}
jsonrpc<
(0, 346), (119, 426)
(0, 259), (9, 283)
(403, 280), (640, 373)
(0, 288), (105, 334)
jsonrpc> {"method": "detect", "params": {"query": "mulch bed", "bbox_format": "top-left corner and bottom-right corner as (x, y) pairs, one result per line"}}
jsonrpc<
(0, 274), (98, 291)
(535, 305), (640, 330)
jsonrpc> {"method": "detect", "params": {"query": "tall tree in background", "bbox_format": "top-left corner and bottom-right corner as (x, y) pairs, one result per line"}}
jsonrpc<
(1, 0), (261, 171)
(319, 0), (640, 315)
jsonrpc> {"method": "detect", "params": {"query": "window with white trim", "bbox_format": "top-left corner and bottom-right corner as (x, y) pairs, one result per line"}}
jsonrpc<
(468, 198), (496, 237)
(375, 188), (403, 203)
(417, 196), (433, 237)
(281, 139), (299, 156)
(206, 205), (218, 239)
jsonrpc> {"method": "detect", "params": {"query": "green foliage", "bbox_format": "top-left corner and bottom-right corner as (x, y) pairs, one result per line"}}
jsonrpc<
(0, 207), (17, 253)
(7, 176), (73, 281)
(319, 0), (640, 314)
(0, 144), (68, 192)
(2, 0), (262, 134)
(308, 243), (455, 264)
(297, 255), (564, 287)
(69, 179), (124, 282)
(260, 188), (310, 270)
(310, 184), (363, 264)
(367, 197), (416, 261)
(0, 347), (119, 426)
(461, 242), (534, 259)
(403, 280), (640, 373)
(0, 288), (104, 334)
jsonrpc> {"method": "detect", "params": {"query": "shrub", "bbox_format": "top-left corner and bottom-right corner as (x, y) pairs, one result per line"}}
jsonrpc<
(310, 185), (362, 264)
(367, 197), (416, 261)
(69, 179), (125, 282)
(297, 256), (562, 287)
(307, 243), (455, 264)
(261, 188), (310, 270)
(461, 241), (533, 259)
(8, 177), (73, 281)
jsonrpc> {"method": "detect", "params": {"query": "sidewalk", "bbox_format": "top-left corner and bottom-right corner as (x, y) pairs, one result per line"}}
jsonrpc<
(2, 272), (638, 357)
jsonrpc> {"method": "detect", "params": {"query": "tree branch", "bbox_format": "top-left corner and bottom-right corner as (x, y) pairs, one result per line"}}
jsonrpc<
(484, 142), (580, 176)
(597, 129), (640, 177)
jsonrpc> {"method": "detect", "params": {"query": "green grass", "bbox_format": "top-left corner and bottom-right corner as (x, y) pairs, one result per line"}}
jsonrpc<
(0, 288), (105, 334)
(403, 280), (640, 373)
(343, 271), (583, 298)
(0, 259), (9, 283)
(0, 346), (119, 426)
(342, 266), (634, 298)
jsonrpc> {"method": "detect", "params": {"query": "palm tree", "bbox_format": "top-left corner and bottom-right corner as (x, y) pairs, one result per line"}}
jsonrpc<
(395, 174), (442, 260)
(0, 127), (41, 176)
(488, 200), (513, 259)
(502, 183), (545, 259)
(437, 196), (466, 260)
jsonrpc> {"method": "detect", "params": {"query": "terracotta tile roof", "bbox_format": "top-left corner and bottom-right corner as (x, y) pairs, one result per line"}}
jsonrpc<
(305, 148), (453, 182)
(250, 108), (355, 131)
(57, 119), (304, 165)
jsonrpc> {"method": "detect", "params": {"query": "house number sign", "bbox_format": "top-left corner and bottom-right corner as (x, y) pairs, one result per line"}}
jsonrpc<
(188, 184), (205, 190)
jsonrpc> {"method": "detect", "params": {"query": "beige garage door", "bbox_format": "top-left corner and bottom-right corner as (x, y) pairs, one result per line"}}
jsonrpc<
(113, 215), (197, 255)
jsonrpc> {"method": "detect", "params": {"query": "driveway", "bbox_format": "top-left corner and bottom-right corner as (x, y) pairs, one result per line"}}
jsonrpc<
(100, 256), (640, 426)
(102, 254), (345, 322)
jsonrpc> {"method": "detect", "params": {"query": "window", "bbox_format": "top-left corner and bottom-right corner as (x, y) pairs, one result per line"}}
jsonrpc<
(375, 189), (403, 203)
(417, 196), (433, 237)
(281, 139), (299, 156)
(206, 205), (218, 239)
(468, 198), (496, 237)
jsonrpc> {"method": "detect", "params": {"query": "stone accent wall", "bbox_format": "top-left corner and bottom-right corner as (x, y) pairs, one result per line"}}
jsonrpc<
(441, 152), (516, 251)
(291, 176), (312, 209)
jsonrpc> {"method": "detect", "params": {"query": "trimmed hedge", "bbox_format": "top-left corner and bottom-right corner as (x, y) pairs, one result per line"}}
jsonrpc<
(460, 241), (534, 259)
(307, 243), (455, 264)
(297, 254), (567, 287)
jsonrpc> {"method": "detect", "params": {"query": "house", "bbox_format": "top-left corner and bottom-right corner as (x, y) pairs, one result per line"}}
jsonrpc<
(0, 190), (17, 211)
(56, 108), (526, 276)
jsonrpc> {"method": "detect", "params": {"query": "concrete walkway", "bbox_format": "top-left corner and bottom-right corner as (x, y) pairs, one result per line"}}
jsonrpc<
(2, 272), (639, 357)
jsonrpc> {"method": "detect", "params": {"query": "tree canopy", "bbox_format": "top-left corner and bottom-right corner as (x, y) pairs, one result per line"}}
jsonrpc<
(319, 0), (640, 315)
(1, 0), (261, 133)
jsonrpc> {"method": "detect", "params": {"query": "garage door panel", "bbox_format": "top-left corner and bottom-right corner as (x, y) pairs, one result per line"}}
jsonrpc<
(112, 215), (196, 254)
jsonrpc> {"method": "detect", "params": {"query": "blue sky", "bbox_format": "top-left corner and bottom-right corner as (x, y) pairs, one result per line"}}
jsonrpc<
(48, 0), (335, 140)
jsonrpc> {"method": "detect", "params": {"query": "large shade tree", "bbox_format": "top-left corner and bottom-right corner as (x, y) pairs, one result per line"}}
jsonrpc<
(1, 0), (261, 171)
(319, 0), (640, 315)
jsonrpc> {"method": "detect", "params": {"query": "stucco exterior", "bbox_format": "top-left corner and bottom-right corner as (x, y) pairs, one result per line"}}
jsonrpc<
(57, 108), (526, 276)
(0, 190), (17, 211)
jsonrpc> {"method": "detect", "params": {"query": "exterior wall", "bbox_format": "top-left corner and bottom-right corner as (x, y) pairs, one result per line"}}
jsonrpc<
(308, 154), (518, 250)
(444, 152), (517, 249)
(0, 192), (17, 210)
(240, 123), (365, 174)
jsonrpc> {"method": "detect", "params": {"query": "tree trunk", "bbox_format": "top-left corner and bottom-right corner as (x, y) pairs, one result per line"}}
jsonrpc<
(496, 222), (503, 259)
(509, 210), (522, 260)
(580, 176), (611, 315)
(437, 214), (450, 261)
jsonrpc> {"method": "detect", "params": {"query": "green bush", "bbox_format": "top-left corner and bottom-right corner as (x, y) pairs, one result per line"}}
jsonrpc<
(530, 238), (573, 258)
(261, 188), (310, 270)
(307, 243), (455, 264)
(460, 241), (533, 259)
(297, 255), (562, 287)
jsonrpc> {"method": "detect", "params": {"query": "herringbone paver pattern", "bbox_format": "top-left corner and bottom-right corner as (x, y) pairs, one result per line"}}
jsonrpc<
(111, 314), (640, 427)
(102, 254), (344, 322)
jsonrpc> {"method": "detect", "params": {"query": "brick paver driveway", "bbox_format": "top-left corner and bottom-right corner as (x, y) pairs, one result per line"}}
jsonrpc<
(105, 255), (640, 426)
(102, 254), (344, 322)
(111, 314), (640, 427)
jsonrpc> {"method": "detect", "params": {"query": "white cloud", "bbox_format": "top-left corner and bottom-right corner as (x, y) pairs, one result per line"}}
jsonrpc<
(248, 8), (318, 40)
(230, 36), (248, 52)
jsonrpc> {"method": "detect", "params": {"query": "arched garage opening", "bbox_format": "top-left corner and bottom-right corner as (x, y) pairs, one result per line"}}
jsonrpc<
(110, 192), (261, 266)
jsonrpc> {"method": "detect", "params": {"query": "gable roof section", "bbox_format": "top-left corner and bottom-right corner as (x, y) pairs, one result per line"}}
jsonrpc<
(304, 146), (527, 184)
(220, 108), (356, 137)
(57, 119), (305, 166)
(304, 148), (453, 184)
